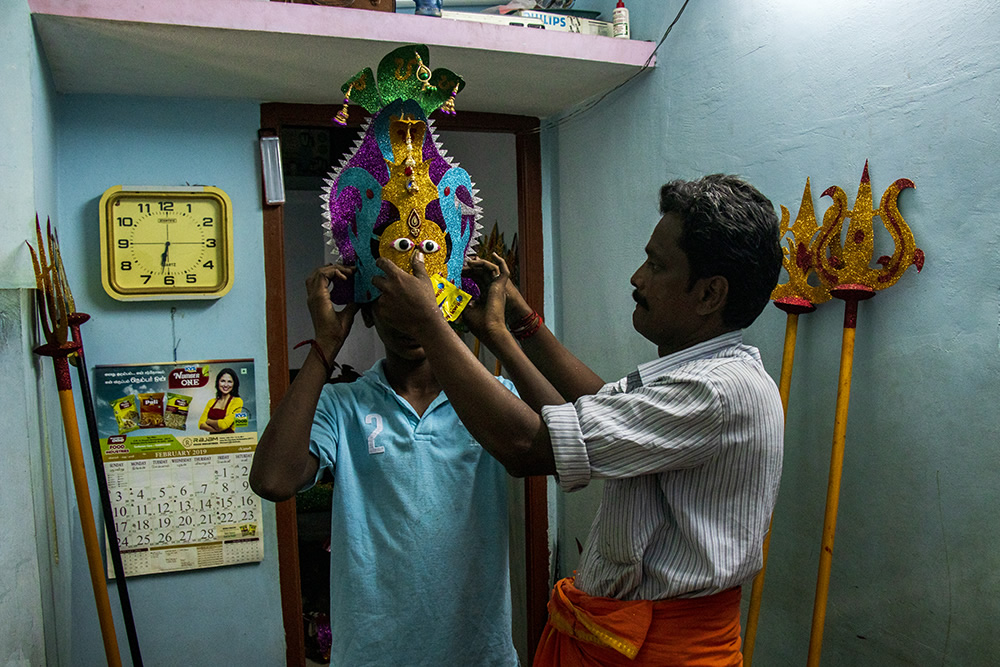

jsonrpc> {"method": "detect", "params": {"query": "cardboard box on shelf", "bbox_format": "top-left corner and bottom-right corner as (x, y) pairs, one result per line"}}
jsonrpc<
(515, 10), (613, 37)
(441, 10), (546, 29)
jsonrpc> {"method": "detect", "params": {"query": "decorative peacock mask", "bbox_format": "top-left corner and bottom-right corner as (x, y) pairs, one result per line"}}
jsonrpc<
(321, 45), (481, 320)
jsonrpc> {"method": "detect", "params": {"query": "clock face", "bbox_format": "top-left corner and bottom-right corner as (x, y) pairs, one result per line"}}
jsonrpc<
(100, 187), (234, 300)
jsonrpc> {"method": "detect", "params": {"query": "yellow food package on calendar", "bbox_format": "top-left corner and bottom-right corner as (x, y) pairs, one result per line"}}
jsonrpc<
(111, 394), (140, 434)
(164, 392), (194, 431)
(138, 392), (166, 429)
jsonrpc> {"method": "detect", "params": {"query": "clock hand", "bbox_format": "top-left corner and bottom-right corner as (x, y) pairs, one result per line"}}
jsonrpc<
(161, 241), (170, 269)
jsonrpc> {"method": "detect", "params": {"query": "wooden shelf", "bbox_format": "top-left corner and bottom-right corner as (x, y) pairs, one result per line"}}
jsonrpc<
(29, 0), (656, 118)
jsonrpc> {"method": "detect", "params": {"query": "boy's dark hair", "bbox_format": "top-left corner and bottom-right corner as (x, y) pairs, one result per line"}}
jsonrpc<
(659, 174), (782, 329)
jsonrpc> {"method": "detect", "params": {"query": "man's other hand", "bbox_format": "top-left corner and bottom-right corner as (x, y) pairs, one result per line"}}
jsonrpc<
(372, 252), (441, 338)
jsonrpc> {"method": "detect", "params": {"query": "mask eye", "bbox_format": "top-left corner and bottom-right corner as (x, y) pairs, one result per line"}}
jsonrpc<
(391, 238), (415, 252)
(419, 239), (440, 253)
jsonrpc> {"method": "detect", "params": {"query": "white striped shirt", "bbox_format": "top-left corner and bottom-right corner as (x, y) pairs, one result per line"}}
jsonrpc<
(541, 331), (784, 601)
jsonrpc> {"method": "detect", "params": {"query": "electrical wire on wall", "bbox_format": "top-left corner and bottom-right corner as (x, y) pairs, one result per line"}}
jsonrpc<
(533, 0), (691, 134)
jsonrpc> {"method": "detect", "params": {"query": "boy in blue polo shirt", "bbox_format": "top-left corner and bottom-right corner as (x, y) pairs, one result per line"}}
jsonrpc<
(250, 263), (519, 667)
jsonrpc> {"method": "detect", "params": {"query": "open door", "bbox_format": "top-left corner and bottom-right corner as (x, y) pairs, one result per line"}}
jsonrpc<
(261, 102), (548, 666)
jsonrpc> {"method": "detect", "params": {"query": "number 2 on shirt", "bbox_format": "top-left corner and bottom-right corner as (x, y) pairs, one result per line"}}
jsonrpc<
(365, 413), (385, 454)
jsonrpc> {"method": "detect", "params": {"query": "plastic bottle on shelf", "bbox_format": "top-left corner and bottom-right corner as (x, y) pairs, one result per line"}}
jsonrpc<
(612, 0), (630, 39)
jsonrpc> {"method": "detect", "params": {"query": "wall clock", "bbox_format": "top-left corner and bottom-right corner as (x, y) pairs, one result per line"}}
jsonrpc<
(99, 185), (235, 301)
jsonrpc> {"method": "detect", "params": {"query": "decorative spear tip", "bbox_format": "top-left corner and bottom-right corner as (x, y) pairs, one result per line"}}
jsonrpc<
(861, 160), (871, 184)
(913, 248), (925, 272)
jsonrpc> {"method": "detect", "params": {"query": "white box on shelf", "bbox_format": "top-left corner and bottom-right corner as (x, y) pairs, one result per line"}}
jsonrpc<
(440, 11), (546, 29)
(515, 10), (613, 37)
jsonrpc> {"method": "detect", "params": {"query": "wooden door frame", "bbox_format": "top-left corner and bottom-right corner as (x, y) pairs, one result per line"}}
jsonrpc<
(260, 103), (548, 666)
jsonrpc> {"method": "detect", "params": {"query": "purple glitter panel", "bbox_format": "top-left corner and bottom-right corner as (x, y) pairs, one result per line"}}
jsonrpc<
(375, 200), (399, 235)
(423, 199), (447, 232)
(422, 132), (438, 162)
(455, 185), (474, 207)
(327, 188), (362, 264)
(326, 129), (392, 266)
(461, 276), (481, 301)
(351, 131), (390, 185)
(428, 154), (451, 185)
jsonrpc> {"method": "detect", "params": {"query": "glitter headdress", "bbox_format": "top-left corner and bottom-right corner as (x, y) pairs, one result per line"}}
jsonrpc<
(322, 45), (482, 320)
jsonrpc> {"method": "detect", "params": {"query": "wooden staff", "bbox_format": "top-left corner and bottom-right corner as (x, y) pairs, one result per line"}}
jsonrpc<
(28, 219), (122, 667)
(804, 163), (922, 665)
(805, 286), (873, 665)
(48, 229), (144, 666)
(744, 179), (827, 665)
(743, 298), (814, 666)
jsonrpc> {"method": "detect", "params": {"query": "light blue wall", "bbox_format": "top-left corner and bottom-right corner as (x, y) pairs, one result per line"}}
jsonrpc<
(547, 1), (999, 665)
(47, 95), (283, 666)
(1, 1), (59, 665)
(0, 0), (44, 288)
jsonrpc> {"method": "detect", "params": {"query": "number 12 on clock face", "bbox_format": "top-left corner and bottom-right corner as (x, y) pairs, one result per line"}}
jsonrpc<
(99, 185), (235, 301)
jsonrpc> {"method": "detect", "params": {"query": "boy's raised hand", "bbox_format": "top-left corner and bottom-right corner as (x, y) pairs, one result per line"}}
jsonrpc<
(307, 264), (360, 351)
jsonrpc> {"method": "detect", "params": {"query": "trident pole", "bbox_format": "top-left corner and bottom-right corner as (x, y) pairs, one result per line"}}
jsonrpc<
(29, 219), (123, 667)
(743, 298), (815, 666)
(806, 285), (874, 666)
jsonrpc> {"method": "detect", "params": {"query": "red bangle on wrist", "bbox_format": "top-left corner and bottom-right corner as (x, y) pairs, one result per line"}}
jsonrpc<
(509, 310), (542, 341)
(294, 339), (336, 377)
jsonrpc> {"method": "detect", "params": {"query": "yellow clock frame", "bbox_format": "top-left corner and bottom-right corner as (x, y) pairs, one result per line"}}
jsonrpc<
(99, 185), (235, 301)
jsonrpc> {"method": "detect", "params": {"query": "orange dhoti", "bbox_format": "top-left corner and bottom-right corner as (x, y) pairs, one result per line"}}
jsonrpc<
(533, 577), (743, 667)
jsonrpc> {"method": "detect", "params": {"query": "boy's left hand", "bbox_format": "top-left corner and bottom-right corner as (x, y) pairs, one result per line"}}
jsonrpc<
(372, 252), (441, 338)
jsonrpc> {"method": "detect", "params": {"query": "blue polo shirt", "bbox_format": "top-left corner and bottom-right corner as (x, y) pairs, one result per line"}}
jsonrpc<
(309, 360), (519, 666)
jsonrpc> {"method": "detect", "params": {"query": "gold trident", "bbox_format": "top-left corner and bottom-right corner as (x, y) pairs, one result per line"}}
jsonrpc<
(806, 163), (923, 667)
(745, 178), (829, 666)
(27, 216), (71, 352)
(813, 160), (925, 291)
(27, 217), (124, 667)
(747, 168), (924, 666)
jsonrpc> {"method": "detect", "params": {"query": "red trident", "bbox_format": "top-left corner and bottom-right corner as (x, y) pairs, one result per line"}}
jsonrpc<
(28, 217), (123, 667)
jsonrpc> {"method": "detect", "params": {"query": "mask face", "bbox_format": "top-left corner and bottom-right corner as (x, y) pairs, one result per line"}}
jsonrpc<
(377, 116), (448, 280)
(321, 45), (481, 309)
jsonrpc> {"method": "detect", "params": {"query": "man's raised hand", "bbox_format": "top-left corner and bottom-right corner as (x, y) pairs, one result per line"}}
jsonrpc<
(462, 253), (512, 342)
(372, 251), (440, 338)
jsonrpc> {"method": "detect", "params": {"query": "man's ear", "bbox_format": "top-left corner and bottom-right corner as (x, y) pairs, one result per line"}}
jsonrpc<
(695, 276), (728, 317)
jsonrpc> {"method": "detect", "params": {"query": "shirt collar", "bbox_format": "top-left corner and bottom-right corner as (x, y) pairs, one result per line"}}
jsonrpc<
(366, 359), (449, 416)
(635, 330), (745, 385)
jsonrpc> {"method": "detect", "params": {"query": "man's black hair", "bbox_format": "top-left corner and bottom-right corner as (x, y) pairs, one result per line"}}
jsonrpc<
(659, 174), (782, 329)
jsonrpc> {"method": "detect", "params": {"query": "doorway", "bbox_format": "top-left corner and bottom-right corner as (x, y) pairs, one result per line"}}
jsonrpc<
(260, 103), (548, 666)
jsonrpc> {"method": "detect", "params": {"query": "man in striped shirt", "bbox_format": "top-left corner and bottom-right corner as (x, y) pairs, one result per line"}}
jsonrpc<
(373, 174), (785, 665)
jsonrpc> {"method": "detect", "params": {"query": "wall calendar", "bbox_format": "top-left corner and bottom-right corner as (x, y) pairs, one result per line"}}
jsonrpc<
(94, 359), (263, 577)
